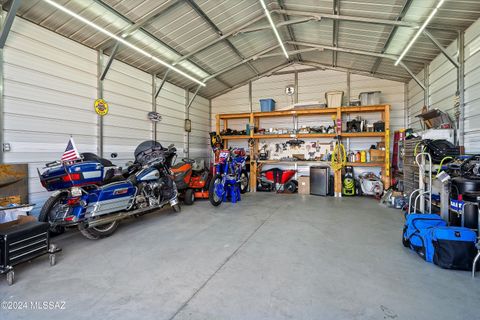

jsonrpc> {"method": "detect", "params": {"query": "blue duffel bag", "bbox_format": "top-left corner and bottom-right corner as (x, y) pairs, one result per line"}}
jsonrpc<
(425, 226), (478, 270)
(402, 213), (447, 260)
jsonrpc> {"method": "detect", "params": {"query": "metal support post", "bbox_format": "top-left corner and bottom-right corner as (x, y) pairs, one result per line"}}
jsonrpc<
(155, 69), (171, 98)
(423, 29), (459, 69)
(0, 9), (4, 163)
(152, 74), (157, 142)
(97, 50), (104, 157)
(332, 0), (339, 67)
(100, 42), (119, 80)
(424, 64), (429, 108)
(404, 83), (409, 128)
(248, 81), (253, 112)
(209, 98), (213, 164)
(458, 31), (465, 151)
(346, 71), (351, 106)
(294, 71), (298, 104)
(186, 84), (202, 159)
(186, 84), (202, 111)
(399, 61), (426, 91)
(0, 0), (21, 49)
(185, 90), (190, 158)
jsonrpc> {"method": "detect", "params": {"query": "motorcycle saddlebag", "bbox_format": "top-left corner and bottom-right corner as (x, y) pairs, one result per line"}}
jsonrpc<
(426, 226), (478, 270)
(402, 214), (447, 260)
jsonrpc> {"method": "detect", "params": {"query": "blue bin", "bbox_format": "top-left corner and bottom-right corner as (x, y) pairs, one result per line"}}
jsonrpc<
(260, 99), (275, 112)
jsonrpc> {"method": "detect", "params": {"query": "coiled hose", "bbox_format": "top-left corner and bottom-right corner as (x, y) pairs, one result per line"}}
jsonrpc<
(435, 156), (453, 178)
(331, 140), (346, 171)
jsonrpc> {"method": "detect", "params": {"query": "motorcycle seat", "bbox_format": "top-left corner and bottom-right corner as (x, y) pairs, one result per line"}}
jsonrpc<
(81, 152), (115, 167)
(102, 167), (125, 185)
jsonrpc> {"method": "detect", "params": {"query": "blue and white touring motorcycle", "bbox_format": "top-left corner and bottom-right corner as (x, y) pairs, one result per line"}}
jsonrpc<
(38, 141), (180, 240)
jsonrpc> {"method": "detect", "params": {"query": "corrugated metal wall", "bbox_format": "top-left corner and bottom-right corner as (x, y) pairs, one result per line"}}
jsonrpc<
(407, 17), (480, 153)
(464, 19), (480, 153)
(407, 40), (458, 130)
(156, 81), (186, 154)
(188, 94), (210, 161)
(1, 17), (210, 214)
(103, 60), (153, 165)
(407, 44), (458, 130)
(211, 68), (405, 175)
(298, 70), (347, 103)
(3, 17), (98, 211)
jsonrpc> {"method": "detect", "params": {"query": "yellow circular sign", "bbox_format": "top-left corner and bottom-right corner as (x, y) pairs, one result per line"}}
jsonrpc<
(94, 99), (109, 116)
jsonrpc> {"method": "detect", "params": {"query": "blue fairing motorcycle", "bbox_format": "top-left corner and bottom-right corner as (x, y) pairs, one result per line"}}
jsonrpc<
(209, 148), (248, 206)
(38, 141), (180, 240)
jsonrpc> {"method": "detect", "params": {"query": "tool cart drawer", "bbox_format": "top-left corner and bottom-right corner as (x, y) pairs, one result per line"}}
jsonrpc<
(0, 221), (50, 268)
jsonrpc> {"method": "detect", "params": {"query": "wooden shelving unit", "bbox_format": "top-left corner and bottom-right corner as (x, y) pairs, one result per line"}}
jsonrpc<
(215, 104), (391, 196)
(346, 162), (385, 167)
(341, 132), (385, 138)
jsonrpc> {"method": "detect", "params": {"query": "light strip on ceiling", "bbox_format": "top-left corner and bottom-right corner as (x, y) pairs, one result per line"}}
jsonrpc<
(43, 0), (206, 86)
(259, 0), (289, 59)
(395, 0), (445, 66)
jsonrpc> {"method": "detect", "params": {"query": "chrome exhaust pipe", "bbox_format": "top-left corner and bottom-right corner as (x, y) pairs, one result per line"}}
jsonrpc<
(85, 199), (172, 228)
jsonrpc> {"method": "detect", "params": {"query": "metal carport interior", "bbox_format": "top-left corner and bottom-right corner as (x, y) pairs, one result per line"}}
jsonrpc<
(3, 0), (479, 99)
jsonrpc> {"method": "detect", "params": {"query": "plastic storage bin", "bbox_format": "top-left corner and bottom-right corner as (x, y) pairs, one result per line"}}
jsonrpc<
(325, 91), (344, 108)
(260, 99), (275, 112)
(359, 91), (381, 106)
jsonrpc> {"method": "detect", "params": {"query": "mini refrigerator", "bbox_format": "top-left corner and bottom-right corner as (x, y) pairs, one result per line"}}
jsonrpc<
(310, 166), (330, 196)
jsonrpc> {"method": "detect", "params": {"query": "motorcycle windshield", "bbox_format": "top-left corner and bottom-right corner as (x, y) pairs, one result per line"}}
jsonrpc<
(134, 140), (163, 160)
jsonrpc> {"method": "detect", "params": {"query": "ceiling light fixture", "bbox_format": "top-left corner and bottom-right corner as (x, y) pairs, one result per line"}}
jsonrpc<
(395, 0), (445, 66)
(43, 0), (206, 86)
(259, 0), (289, 59)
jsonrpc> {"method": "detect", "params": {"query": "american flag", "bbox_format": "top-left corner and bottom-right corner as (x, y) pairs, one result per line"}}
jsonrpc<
(61, 138), (81, 162)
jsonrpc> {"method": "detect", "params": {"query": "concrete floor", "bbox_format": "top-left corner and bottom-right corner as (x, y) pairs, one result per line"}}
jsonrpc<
(1, 193), (479, 320)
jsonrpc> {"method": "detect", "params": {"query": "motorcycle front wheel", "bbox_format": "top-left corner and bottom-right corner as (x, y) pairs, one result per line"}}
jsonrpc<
(209, 175), (224, 206)
(78, 221), (119, 240)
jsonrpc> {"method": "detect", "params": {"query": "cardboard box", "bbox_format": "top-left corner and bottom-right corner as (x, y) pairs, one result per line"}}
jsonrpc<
(370, 149), (385, 162)
(298, 176), (310, 195)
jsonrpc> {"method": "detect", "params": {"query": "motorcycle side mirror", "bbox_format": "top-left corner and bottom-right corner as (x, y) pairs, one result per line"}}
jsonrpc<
(111, 153), (118, 158)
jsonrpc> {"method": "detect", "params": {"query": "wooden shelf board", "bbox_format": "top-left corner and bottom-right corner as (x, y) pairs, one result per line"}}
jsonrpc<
(220, 135), (250, 140)
(254, 108), (337, 118)
(253, 134), (295, 139)
(258, 160), (330, 164)
(340, 105), (388, 113)
(218, 113), (251, 119)
(297, 133), (336, 138)
(341, 132), (385, 137)
(254, 133), (336, 139)
(346, 162), (385, 167)
(223, 133), (383, 139)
